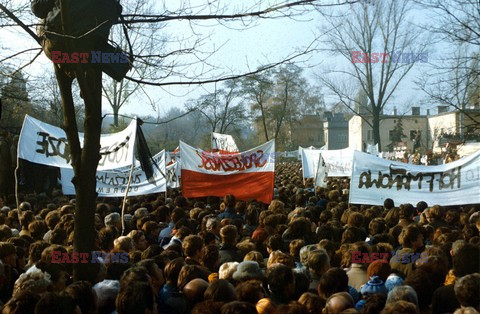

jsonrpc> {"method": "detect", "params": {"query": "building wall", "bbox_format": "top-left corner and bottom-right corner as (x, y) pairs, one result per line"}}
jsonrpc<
(428, 112), (458, 144)
(292, 115), (324, 148)
(348, 115), (429, 151)
(324, 120), (349, 150)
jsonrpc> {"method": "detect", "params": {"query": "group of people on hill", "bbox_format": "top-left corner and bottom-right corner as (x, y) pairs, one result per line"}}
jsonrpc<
(0, 161), (477, 313)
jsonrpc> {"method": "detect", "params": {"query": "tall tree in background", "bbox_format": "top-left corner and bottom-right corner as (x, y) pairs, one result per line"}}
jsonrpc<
(318, 0), (428, 151)
(416, 0), (480, 134)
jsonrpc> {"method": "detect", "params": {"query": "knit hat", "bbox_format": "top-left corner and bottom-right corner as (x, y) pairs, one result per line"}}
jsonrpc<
(360, 276), (388, 296)
(232, 261), (265, 282)
(385, 273), (404, 291)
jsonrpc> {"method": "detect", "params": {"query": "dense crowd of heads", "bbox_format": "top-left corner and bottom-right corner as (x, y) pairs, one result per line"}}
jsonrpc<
(0, 161), (478, 313)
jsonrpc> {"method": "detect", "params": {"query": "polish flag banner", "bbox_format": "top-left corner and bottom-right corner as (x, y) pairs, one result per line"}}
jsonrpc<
(180, 140), (275, 203)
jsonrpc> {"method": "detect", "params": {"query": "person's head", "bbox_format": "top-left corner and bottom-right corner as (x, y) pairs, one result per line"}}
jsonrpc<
(36, 262), (68, 292)
(381, 300), (418, 314)
(429, 205), (444, 221)
(183, 278), (209, 307)
(221, 301), (257, 314)
(367, 260), (392, 283)
(298, 292), (324, 314)
(267, 264), (295, 300)
(13, 267), (52, 297)
(115, 282), (156, 314)
(0, 242), (16, 267)
(384, 199), (395, 210)
(64, 281), (97, 314)
(137, 259), (165, 295)
(232, 261), (265, 282)
(362, 294), (387, 314)
(182, 235), (204, 260)
(235, 280), (265, 304)
(323, 292), (354, 314)
(204, 279), (236, 303)
(218, 262), (239, 281)
(164, 257), (185, 286)
(201, 244), (220, 272)
(34, 292), (79, 314)
(453, 244), (480, 277)
(104, 213), (121, 230)
(2, 291), (40, 314)
(127, 230), (147, 251)
(398, 224), (424, 249)
(369, 218), (387, 236)
(317, 267), (348, 299)
(177, 265), (208, 290)
(45, 211), (60, 231)
(307, 249), (330, 278)
(50, 228), (67, 245)
(454, 273), (480, 310)
(385, 283), (414, 305)
(220, 225), (238, 245)
(113, 236), (134, 253)
(224, 195), (236, 208)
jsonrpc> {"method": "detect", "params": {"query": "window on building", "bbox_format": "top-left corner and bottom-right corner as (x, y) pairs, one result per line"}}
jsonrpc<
(367, 130), (373, 140)
(410, 130), (421, 140)
(338, 134), (347, 142)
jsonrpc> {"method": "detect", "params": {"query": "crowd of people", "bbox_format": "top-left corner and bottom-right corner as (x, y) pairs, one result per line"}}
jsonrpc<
(0, 161), (477, 314)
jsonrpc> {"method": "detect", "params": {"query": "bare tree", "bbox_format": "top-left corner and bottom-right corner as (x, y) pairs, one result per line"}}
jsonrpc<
(415, 0), (480, 135)
(318, 0), (428, 151)
(0, 0), (356, 283)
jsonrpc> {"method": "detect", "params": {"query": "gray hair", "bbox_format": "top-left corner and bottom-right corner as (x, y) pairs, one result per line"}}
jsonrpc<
(299, 244), (318, 267)
(386, 285), (419, 309)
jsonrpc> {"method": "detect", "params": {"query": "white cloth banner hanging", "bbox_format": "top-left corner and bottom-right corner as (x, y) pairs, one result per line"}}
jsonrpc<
(314, 154), (327, 188)
(350, 150), (480, 206)
(212, 132), (239, 153)
(320, 148), (355, 177)
(166, 161), (181, 188)
(301, 147), (353, 178)
(18, 115), (137, 170)
(61, 150), (166, 197)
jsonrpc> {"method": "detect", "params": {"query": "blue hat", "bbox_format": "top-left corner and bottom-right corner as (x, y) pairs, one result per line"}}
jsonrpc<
(385, 273), (404, 291)
(361, 276), (388, 296)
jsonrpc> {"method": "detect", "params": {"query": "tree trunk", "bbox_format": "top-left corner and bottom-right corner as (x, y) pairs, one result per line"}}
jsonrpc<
(259, 102), (269, 141)
(372, 111), (382, 152)
(113, 106), (119, 127)
(75, 68), (102, 282)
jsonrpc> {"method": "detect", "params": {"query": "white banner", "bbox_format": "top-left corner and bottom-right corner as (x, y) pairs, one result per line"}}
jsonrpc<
(314, 154), (327, 188)
(166, 161), (181, 188)
(320, 148), (355, 177)
(61, 151), (166, 197)
(18, 115), (137, 170)
(302, 147), (354, 178)
(181, 140), (275, 174)
(350, 150), (480, 206)
(212, 132), (239, 153)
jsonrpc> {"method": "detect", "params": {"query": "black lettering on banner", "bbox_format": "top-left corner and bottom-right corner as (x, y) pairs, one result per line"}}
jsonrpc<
(35, 132), (71, 163)
(358, 165), (462, 192)
(466, 167), (480, 182)
(98, 135), (130, 166)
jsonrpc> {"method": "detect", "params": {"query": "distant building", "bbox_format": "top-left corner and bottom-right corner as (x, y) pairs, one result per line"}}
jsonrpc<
(348, 105), (480, 152)
(348, 107), (429, 152)
(323, 112), (349, 150)
(291, 114), (324, 148)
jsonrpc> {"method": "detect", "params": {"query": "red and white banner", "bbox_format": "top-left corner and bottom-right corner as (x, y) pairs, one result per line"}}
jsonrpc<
(180, 140), (275, 203)
(212, 132), (239, 154)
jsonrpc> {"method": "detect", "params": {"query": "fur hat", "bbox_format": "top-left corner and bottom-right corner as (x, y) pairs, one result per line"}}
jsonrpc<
(218, 262), (239, 281)
(232, 261), (265, 282)
(93, 279), (120, 310)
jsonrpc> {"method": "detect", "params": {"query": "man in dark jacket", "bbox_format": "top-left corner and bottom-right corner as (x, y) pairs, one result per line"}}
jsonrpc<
(218, 225), (241, 265)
